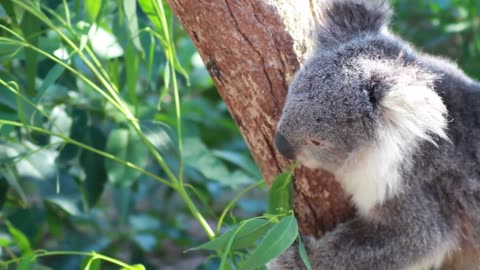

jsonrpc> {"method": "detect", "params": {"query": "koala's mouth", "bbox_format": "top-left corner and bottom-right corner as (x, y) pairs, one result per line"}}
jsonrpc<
(297, 151), (322, 169)
(297, 147), (344, 173)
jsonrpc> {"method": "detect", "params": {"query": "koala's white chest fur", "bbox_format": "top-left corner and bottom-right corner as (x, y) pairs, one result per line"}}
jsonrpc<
(336, 137), (404, 216)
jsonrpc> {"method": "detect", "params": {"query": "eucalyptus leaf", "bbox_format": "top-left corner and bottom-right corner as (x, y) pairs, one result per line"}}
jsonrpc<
(137, 0), (163, 40)
(105, 128), (149, 186)
(45, 196), (81, 216)
(6, 221), (32, 255)
(81, 256), (101, 270)
(268, 172), (293, 214)
(239, 216), (298, 270)
(20, 11), (40, 96)
(16, 254), (35, 270)
(11, 143), (57, 181)
(444, 21), (472, 32)
(138, 0), (189, 82)
(299, 237), (313, 270)
(0, 233), (12, 247)
(212, 149), (261, 178)
(85, 0), (102, 22)
(119, 265), (145, 270)
(81, 126), (107, 207)
(125, 45), (139, 107)
(0, 176), (8, 209)
(38, 64), (66, 97)
(183, 137), (231, 185)
(1, 1), (18, 25)
(0, 158), (27, 203)
(123, 0), (144, 55)
(190, 218), (273, 251)
(57, 109), (87, 163)
(48, 105), (72, 145)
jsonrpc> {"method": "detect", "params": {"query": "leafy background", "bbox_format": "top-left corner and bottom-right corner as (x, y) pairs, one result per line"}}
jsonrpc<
(0, 0), (478, 269)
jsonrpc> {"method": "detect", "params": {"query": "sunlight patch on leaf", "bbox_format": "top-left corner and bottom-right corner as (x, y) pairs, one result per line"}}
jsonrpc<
(88, 24), (124, 59)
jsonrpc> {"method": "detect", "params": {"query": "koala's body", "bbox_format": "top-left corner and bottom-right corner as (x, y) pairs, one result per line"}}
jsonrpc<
(271, 0), (480, 270)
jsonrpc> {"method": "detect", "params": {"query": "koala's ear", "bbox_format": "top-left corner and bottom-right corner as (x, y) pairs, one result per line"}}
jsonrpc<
(316, 0), (392, 48)
(379, 79), (448, 144)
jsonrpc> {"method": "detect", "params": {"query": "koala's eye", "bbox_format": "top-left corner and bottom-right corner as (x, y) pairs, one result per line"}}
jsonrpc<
(366, 84), (378, 104)
(309, 139), (322, 146)
(364, 77), (382, 106)
(306, 139), (330, 148)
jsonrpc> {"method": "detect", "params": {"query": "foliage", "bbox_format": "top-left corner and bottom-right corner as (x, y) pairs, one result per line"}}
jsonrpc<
(391, 0), (480, 79)
(0, 0), (478, 270)
(0, 0), (266, 269)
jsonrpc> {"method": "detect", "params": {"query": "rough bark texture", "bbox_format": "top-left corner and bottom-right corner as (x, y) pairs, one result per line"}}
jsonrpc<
(166, 0), (354, 236)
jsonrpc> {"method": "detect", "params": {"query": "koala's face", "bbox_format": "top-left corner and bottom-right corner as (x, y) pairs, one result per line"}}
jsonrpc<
(275, 40), (446, 174)
(276, 51), (380, 172)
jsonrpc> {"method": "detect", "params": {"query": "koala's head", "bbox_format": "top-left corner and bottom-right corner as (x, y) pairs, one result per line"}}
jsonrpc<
(275, 0), (448, 175)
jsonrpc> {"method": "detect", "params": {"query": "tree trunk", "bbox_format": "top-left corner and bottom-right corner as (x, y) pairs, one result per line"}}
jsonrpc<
(166, 0), (354, 236)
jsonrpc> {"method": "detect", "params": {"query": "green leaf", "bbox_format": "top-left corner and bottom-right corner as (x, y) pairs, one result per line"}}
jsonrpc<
(268, 171), (293, 214)
(123, 0), (144, 55)
(30, 263), (54, 270)
(444, 21), (472, 33)
(239, 216), (298, 270)
(138, 0), (189, 83)
(0, 233), (12, 247)
(299, 237), (313, 270)
(0, 41), (21, 62)
(20, 9), (40, 96)
(16, 254), (35, 270)
(6, 221), (32, 255)
(81, 256), (101, 270)
(1, 143), (57, 181)
(45, 196), (81, 216)
(0, 73), (17, 113)
(190, 219), (273, 251)
(0, 176), (8, 209)
(48, 105), (72, 145)
(2, 1), (18, 25)
(80, 126), (108, 207)
(37, 64), (65, 97)
(183, 137), (231, 185)
(85, 0), (102, 22)
(140, 122), (177, 156)
(138, 0), (163, 38)
(119, 265), (145, 270)
(57, 109), (87, 163)
(125, 45), (139, 107)
(158, 59), (170, 107)
(0, 163), (27, 204)
(105, 128), (149, 186)
(212, 150), (261, 178)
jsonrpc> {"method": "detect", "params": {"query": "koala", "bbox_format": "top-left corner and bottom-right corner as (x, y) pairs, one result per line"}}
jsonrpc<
(270, 0), (480, 270)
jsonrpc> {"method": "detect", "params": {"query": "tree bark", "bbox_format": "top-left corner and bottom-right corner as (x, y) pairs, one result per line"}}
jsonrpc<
(166, 0), (354, 236)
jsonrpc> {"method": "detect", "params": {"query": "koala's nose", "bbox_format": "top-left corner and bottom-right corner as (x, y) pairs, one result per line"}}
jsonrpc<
(274, 132), (296, 160)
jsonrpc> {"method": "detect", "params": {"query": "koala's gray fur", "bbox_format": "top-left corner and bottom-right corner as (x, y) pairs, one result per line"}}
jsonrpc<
(271, 0), (480, 269)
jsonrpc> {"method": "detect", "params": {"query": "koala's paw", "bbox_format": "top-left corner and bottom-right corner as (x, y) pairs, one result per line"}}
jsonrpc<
(266, 244), (305, 270)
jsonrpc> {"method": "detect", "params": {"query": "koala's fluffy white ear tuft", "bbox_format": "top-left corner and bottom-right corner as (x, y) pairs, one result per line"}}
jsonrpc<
(380, 75), (448, 145)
